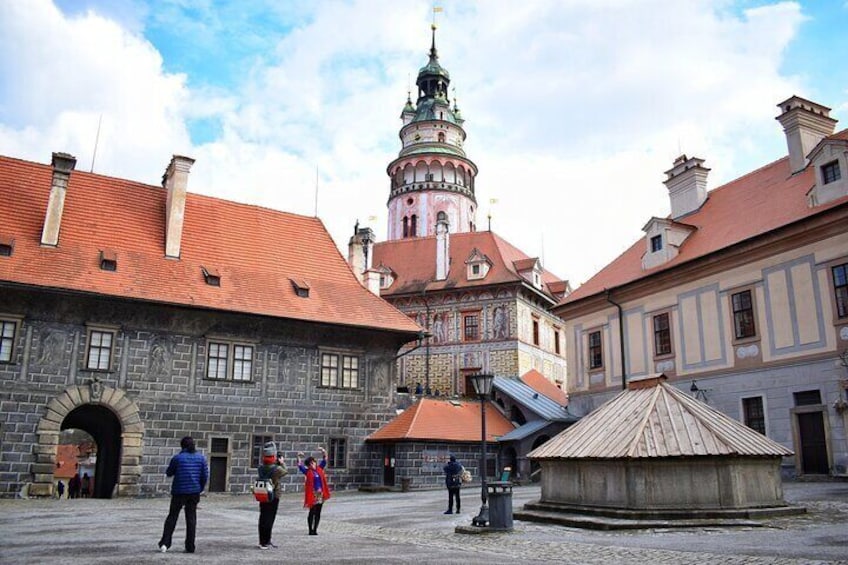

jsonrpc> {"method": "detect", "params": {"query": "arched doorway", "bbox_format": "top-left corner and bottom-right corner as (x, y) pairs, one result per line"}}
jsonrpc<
(529, 434), (550, 482)
(33, 382), (144, 498)
(61, 405), (122, 498)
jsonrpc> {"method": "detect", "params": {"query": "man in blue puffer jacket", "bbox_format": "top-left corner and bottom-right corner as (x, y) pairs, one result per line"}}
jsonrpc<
(158, 436), (208, 553)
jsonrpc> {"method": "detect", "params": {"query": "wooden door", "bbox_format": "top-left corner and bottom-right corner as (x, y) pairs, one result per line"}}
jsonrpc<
(797, 411), (828, 474)
(382, 444), (396, 486)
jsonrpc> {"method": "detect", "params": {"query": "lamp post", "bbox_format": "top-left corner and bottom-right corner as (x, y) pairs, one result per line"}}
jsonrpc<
(470, 373), (494, 527)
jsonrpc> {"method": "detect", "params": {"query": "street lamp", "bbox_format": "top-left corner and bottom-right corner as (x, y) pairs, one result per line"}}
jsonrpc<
(469, 373), (494, 527)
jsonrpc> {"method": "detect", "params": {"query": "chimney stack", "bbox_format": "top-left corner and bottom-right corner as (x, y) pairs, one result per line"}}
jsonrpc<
(40, 152), (77, 246)
(162, 155), (195, 259)
(663, 155), (710, 220)
(776, 96), (837, 173)
(435, 218), (450, 281)
(347, 224), (375, 287)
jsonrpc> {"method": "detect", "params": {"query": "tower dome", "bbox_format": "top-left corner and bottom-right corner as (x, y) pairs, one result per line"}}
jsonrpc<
(386, 25), (478, 241)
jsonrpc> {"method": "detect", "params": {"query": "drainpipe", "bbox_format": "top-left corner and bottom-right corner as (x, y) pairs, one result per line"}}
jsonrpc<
(605, 289), (627, 390)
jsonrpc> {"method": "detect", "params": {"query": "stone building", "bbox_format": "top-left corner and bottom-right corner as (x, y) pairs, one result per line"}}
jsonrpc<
(553, 96), (848, 478)
(348, 27), (571, 395)
(0, 152), (420, 498)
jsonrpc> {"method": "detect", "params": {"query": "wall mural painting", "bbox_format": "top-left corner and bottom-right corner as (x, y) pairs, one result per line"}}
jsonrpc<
(148, 337), (173, 379)
(35, 330), (66, 369)
(492, 306), (509, 339)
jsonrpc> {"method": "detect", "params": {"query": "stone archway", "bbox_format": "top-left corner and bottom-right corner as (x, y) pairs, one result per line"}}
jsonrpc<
(32, 382), (144, 497)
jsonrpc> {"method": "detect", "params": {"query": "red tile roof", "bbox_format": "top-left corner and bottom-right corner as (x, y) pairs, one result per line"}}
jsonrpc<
(0, 155), (420, 335)
(373, 231), (563, 299)
(366, 397), (515, 442)
(562, 130), (848, 305)
(520, 369), (569, 406)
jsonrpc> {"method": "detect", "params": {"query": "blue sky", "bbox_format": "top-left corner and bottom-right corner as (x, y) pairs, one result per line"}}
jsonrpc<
(2, 0), (847, 285)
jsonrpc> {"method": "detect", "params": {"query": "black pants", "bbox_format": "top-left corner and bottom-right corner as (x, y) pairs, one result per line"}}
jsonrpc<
(258, 498), (280, 545)
(307, 502), (323, 533)
(159, 493), (199, 552)
(447, 486), (461, 512)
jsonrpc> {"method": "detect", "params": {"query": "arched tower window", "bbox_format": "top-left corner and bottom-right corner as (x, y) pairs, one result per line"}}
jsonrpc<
(437, 211), (447, 225)
(410, 215), (417, 237)
(438, 132), (445, 143)
(402, 216), (409, 238)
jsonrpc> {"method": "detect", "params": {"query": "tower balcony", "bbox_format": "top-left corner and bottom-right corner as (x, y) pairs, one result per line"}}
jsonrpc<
(388, 181), (476, 203)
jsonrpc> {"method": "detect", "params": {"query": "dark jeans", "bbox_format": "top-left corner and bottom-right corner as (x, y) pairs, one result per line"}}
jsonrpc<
(159, 493), (200, 552)
(447, 486), (461, 512)
(258, 498), (280, 545)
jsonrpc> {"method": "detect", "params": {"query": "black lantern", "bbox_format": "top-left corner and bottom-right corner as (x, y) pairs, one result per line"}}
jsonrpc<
(469, 373), (494, 527)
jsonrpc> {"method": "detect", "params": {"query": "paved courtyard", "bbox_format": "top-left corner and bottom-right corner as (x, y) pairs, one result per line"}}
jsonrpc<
(1, 481), (846, 564)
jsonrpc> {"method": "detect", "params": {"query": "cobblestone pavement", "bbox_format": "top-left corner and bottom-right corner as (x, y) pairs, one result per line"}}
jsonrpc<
(1, 481), (846, 564)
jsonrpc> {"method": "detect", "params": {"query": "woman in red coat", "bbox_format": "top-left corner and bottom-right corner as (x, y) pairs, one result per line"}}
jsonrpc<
(297, 447), (331, 535)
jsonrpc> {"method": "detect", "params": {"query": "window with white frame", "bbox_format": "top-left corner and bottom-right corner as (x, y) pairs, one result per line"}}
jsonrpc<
(731, 289), (757, 338)
(320, 351), (360, 389)
(86, 329), (115, 370)
(206, 340), (254, 381)
(652, 312), (672, 356)
(0, 319), (17, 363)
(821, 160), (841, 184)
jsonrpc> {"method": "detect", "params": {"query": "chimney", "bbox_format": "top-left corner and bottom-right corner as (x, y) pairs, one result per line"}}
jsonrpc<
(347, 225), (375, 286)
(162, 155), (195, 259)
(776, 96), (837, 173)
(364, 269), (381, 295)
(663, 154), (710, 219)
(435, 218), (450, 281)
(40, 152), (77, 246)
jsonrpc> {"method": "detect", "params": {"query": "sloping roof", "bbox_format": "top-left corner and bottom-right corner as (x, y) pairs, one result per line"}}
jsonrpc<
(0, 155), (420, 335)
(562, 129), (848, 305)
(493, 376), (577, 422)
(496, 419), (552, 442)
(373, 231), (563, 300)
(529, 379), (793, 459)
(366, 397), (514, 442)
(520, 369), (569, 406)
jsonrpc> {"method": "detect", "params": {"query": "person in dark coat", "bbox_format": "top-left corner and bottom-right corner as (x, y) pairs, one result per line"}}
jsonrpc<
(443, 454), (463, 514)
(68, 474), (80, 499)
(158, 436), (208, 554)
(256, 442), (288, 549)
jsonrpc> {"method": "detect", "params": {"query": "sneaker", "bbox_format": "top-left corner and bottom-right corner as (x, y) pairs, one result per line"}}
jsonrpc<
(268, 542), (278, 548)
(443, 510), (453, 514)
(159, 545), (168, 553)
(258, 545), (270, 550)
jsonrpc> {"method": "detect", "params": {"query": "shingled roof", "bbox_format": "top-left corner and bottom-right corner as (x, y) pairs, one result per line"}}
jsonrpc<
(0, 154), (421, 335)
(529, 375), (793, 459)
(561, 129), (848, 305)
(366, 397), (514, 442)
(372, 231), (565, 300)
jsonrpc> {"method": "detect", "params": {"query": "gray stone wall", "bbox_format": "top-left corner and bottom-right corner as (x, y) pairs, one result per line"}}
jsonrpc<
(0, 287), (409, 497)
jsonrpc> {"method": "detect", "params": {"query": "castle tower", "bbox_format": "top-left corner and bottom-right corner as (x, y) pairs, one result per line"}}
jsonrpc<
(386, 25), (478, 240)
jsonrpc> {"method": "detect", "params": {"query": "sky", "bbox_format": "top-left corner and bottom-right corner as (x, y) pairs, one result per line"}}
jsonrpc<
(1, 0), (847, 287)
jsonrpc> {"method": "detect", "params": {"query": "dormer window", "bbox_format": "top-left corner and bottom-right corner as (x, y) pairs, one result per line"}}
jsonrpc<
(465, 248), (491, 281)
(650, 235), (663, 252)
(202, 266), (221, 287)
(0, 236), (13, 257)
(290, 278), (310, 298)
(822, 161), (841, 184)
(99, 249), (117, 271)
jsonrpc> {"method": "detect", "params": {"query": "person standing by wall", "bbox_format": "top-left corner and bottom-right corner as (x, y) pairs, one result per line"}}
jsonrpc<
(68, 474), (80, 499)
(443, 454), (462, 514)
(257, 442), (288, 550)
(80, 473), (91, 498)
(158, 436), (208, 554)
(297, 447), (331, 535)
(56, 480), (65, 499)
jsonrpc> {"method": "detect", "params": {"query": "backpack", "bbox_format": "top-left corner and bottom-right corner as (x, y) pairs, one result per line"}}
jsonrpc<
(251, 465), (275, 503)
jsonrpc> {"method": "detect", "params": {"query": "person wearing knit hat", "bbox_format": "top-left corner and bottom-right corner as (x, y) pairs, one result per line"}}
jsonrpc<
(256, 441), (288, 550)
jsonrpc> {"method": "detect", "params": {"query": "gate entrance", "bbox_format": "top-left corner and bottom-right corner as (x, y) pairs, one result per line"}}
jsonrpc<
(61, 405), (122, 498)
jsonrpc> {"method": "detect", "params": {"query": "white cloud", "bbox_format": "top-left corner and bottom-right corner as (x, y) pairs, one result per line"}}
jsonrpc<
(1, 0), (836, 287)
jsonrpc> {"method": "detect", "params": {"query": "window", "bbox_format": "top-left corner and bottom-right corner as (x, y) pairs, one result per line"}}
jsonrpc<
(251, 434), (273, 468)
(833, 263), (848, 319)
(588, 330), (603, 370)
(0, 320), (16, 362)
(437, 211), (447, 223)
(463, 313), (479, 341)
(321, 352), (360, 389)
(731, 290), (757, 339)
(410, 214), (417, 237)
(100, 250), (117, 272)
(653, 313), (672, 356)
(650, 235), (662, 252)
(822, 160), (842, 184)
(206, 341), (254, 381)
(793, 390), (822, 406)
(202, 266), (220, 286)
(0, 236), (12, 257)
(532, 318), (540, 346)
(402, 216), (409, 238)
(742, 397), (766, 435)
(472, 264), (480, 275)
(437, 132), (445, 143)
(554, 329), (561, 355)
(86, 329), (114, 370)
(328, 438), (347, 469)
